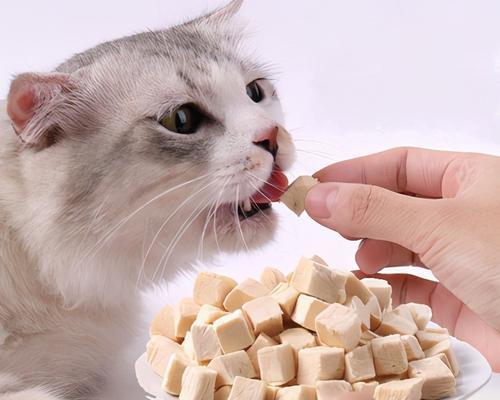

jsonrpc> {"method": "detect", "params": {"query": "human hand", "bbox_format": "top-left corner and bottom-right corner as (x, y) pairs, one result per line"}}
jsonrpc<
(304, 147), (500, 370)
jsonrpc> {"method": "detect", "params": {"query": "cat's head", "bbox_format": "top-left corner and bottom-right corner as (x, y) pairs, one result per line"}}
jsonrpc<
(5, 0), (295, 306)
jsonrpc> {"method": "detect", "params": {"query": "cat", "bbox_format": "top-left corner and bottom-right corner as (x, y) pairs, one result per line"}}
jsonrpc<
(0, 1), (295, 399)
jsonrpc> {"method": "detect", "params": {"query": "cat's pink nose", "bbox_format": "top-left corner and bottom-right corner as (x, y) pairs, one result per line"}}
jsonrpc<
(253, 126), (279, 160)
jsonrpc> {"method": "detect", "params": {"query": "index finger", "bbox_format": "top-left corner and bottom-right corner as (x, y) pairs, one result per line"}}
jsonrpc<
(314, 147), (464, 198)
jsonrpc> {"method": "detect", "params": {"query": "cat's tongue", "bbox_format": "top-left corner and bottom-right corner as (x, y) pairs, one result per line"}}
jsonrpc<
(251, 168), (289, 203)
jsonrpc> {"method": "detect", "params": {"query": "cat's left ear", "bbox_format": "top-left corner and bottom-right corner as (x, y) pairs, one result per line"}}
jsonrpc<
(198, 0), (243, 25)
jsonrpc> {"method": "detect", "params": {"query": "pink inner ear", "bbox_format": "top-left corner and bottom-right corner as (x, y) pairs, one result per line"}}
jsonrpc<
(7, 84), (36, 133)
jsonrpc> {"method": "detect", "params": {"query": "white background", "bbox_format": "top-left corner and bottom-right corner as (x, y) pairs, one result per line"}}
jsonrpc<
(1, 0), (499, 397)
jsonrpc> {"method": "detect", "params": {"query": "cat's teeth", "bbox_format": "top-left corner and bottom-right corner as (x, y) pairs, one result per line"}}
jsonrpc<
(243, 199), (252, 212)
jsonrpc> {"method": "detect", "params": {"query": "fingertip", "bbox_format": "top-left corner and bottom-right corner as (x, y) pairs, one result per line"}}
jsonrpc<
(355, 239), (389, 274)
(304, 183), (338, 219)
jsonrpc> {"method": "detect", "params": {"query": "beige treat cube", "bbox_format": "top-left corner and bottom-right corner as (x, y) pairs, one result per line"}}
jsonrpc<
(344, 344), (376, 383)
(213, 309), (255, 354)
(362, 278), (392, 312)
(179, 366), (217, 400)
(401, 334), (425, 361)
(416, 330), (449, 351)
(291, 294), (329, 331)
(408, 356), (456, 399)
(276, 385), (317, 400)
(149, 305), (178, 341)
(162, 352), (194, 396)
(346, 296), (370, 330)
(290, 257), (347, 303)
(353, 381), (378, 396)
(207, 350), (257, 388)
(223, 278), (270, 312)
(270, 283), (300, 317)
(371, 334), (408, 376)
(194, 271), (238, 308)
(359, 329), (380, 345)
(280, 175), (319, 216)
(297, 346), (345, 385)
(344, 271), (375, 304)
(195, 304), (228, 325)
(261, 267), (287, 290)
(215, 386), (232, 400)
(407, 303), (432, 330)
(174, 298), (200, 338)
(146, 335), (184, 377)
(375, 310), (418, 336)
(258, 344), (296, 386)
(424, 339), (460, 377)
(315, 303), (362, 351)
(228, 376), (267, 400)
(247, 333), (278, 377)
(191, 323), (222, 362)
(242, 296), (284, 337)
(374, 378), (424, 400)
(181, 332), (196, 362)
(316, 380), (352, 400)
(278, 328), (316, 359)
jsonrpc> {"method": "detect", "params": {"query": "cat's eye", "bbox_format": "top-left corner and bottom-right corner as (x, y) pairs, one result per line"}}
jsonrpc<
(246, 80), (264, 103)
(159, 104), (202, 134)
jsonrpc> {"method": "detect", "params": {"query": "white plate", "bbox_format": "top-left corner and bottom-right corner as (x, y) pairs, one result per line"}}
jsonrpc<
(135, 333), (492, 399)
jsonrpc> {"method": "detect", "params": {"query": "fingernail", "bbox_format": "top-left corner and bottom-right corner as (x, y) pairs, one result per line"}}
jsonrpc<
(305, 183), (338, 219)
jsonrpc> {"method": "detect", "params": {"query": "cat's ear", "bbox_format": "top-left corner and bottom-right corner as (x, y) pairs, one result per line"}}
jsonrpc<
(7, 72), (77, 148)
(198, 0), (243, 25)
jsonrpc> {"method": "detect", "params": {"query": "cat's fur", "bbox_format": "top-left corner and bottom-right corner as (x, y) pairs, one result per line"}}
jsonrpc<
(0, 1), (295, 399)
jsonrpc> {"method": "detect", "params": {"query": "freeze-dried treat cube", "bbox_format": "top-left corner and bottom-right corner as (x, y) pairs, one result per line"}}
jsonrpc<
(223, 278), (270, 312)
(208, 350), (257, 388)
(290, 257), (347, 303)
(278, 328), (316, 359)
(344, 344), (376, 383)
(407, 303), (432, 330)
(366, 296), (383, 330)
(408, 356), (456, 399)
(374, 378), (423, 400)
(150, 305), (178, 341)
(375, 310), (418, 336)
(228, 376), (267, 400)
(182, 332), (196, 362)
(247, 333), (278, 376)
(316, 380), (352, 400)
(424, 339), (460, 377)
(344, 272), (374, 304)
(371, 334), (408, 376)
(215, 386), (232, 400)
(276, 385), (317, 400)
(359, 330), (380, 345)
(401, 335), (425, 361)
(346, 296), (370, 330)
(425, 327), (449, 334)
(416, 330), (449, 351)
(242, 296), (284, 337)
(162, 352), (195, 395)
(291, 294), (329, 331)
(195, 304), (228, 325)
(280, 175), (319, 216)
(315, 303), (362, 352)
(191, 323), (222, 362)
(258, 344), (296, 386)
(297, 346), (345, 385)
(213, 310), (255, 354)
(179, 366), (217, 400)
(261, 267), (287, 290)
(194, 272), (238, 308)
(146, 335), (184, 376)
(174, 298), (200, 338)
(353, 381), (378, 396)
(270, 283), (300, 317)
(362, 278), (392, 312)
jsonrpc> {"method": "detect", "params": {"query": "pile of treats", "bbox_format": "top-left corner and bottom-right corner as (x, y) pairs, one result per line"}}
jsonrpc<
(146, 255), (459, 400)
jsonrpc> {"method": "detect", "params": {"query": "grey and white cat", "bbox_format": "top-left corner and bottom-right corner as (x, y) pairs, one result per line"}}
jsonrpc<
(0, 1), (295, 399)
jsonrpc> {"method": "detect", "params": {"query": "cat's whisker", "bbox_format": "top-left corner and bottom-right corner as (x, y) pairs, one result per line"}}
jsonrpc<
(295, 148), (338, 161)
(235, 184), (249, 252)
(245, 169), (284, 192)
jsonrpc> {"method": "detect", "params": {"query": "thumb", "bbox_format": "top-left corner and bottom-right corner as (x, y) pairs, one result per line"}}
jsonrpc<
(305, 182), (448, 252)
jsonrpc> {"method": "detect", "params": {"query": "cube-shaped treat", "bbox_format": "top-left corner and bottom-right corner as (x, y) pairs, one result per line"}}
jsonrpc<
(270, 283), (300, 317)
(242, 296), (284, 337)
(162, 352), (195, 396)
(195, 304), (228, 325)
(366, 295), (383, 330)
(193, 272), (238, 308)
(425, 327), (449, 334)
(261, 267), (287, 290)
(375, 310), (418, 336)
(179, 366), (217, 400)
(407, 303), (432, 330)
(207, 350), (257, 388)
(215, 386), (232, 400)
(146, 335), (183, 376)
(247, 333), (278, 377)
(291, 294), (329, 331)
(346, 296), (370, 330)
(280, 175), (319, 216)
(359, 330), (380, 345)
(278, 328), (316, 359)
(223, 278), (270, 312)
(371, 334), (408, 376)
(344, 344), (376, 383)
(149, 305), (178, 341)
(290, 257), (347, 303)
(191, 323), (222, 362)
(353, 381), (378, 396)
(424, 339), (460, 377)
(228, 376), (267, 400)
(181, 332), (196, 362)
(373, 378), (423, 400)
(213, 310), (255, 354)
(315, 303), (362, 352)
(362, 278), (392, 312)
(276, 385), (317, 400)
(344, 271), (375, 304)
(258, 344), (296, 386)
(401, 335), (425, 361)
(416, 330), (449, 351)
(297, 346), (345, 384)
(316, 380), (352, 400)
(174, 298), (200, 338)
(409, 356), (456, 399)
